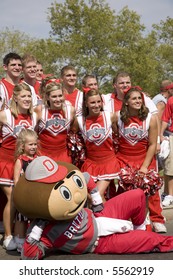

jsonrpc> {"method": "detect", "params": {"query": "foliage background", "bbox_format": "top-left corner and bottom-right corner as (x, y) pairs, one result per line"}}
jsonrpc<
(0, 0), (173, 95)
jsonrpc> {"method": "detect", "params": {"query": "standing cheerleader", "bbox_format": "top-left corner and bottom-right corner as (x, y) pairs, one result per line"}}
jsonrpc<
(13, 129), (39, 252)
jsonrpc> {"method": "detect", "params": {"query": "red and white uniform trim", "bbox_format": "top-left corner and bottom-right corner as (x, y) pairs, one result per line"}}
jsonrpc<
(37, 104), (73, 162)
(77, 111), (120, 181)
(0, 109), (37, 186)
(65, 89), (83, 116)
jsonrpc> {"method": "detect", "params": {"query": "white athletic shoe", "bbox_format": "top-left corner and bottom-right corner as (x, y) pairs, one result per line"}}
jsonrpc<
(162, 195), (173, 207)
(3, 235), (17, 251)
(152, 222), (167, 233)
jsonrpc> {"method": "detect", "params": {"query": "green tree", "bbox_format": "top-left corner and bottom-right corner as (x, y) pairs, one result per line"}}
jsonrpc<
(21, 38), (60, 75)
(48, 0), (121, 87)
(1, 1), (173, 95)
(106, 7), (162, 95)
(153, 17), (173, 80)
(0, 28), (58, 77)
(48, 1), (162, 94)
(0, 28), (31, 58)
(0, 27), (32, 77)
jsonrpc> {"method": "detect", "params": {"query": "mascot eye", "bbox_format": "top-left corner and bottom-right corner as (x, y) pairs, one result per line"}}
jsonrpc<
(60, 186), (71, 200)
(73, 175), (84, 189)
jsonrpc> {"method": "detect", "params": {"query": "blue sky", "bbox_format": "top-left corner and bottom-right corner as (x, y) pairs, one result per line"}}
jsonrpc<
(0, 0), (172, 38)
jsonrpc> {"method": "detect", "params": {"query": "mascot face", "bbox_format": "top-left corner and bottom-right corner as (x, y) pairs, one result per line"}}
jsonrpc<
(48, 169), (87, 220)
(13, 156), (87, 220)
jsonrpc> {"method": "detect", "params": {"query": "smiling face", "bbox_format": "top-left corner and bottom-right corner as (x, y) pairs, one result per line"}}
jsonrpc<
(4, 58), (22, 80)
(22, 60), (37, 80)
(85, 94), (102, 116)
(15, 89), (32, 113)
(126, 91), (143, 112)
(13, 159), (88, 220)
(47, 89), (65, 110)
(85, 77), (98, 90)
(48, 170), (87, 220)
(61, 70), (77, 89)
(23, 136), (38, 157)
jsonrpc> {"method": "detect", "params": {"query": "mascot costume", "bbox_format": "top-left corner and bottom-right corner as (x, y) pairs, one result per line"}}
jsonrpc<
(13, 156), (173, 260)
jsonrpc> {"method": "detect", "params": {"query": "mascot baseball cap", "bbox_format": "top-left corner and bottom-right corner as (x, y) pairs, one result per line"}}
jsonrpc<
(25, 156), (68, 183)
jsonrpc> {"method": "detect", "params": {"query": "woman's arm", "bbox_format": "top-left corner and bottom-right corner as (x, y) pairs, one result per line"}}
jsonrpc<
(14, 159), (22, 186)
(70, 108), (79, 133)
(139, 115), (157, 174)
(0, 110), (7, 125)
(111, 112), (118, 135)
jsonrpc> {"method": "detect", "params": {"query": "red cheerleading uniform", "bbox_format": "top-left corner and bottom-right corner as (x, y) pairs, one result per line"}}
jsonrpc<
(102, 93), (122, 112)
(33, 81), (40, 96)
(32, 80), (42, 101)
(64, 88), (83, 116)
(37, 105), (73, 162)
(116, 113), (156, 169)
(0, 109), (37, 186)
(116, 113), (164, 224)
(0, 79), (15, 222)
(0, 78), (15, 109)
(77, 111), (120, 181)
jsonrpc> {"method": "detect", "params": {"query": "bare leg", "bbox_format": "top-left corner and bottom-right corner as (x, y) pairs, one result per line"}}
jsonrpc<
(167, 175), (173, 196)
(96, 180), (110, 202)
(0, 185), (16, 238)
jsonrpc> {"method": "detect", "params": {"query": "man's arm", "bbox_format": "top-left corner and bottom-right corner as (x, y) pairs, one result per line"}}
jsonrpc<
(160, 121), (169, 142)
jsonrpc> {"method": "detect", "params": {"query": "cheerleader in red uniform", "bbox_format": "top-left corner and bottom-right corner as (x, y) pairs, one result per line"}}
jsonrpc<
(75, 89), (120, 201)
(37, 81), (76, 162)
(0, 83), (38, 250)
(116, 86), (166, 233)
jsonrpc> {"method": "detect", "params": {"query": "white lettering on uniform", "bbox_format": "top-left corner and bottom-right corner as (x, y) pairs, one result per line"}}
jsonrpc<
(68, 226), (78, 233)
(64, 231), (73, 239)
(63, 211), (84, 239)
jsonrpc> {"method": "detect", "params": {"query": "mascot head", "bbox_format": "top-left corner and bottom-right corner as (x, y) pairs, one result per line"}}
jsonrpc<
(13, 156), (88, 220)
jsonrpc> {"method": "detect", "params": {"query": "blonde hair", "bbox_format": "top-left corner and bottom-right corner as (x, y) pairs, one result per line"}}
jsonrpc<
(15, 128), (38, 159)
(39, 75), (60, 99)
(22, 53), (37, 68)
(43, 82), (64, 107)
(10, 83), (33, 118)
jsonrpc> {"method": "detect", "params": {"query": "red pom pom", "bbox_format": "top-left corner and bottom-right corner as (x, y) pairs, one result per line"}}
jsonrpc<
(118, 166), (163, 196)
(67, 131), (86, 168)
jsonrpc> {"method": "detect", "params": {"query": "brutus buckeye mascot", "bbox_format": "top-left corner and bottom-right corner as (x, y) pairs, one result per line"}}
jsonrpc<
(13, 156), (173, 260)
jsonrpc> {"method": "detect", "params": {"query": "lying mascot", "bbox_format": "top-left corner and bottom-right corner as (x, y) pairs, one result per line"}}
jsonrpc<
(13, 156), (173, 260)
